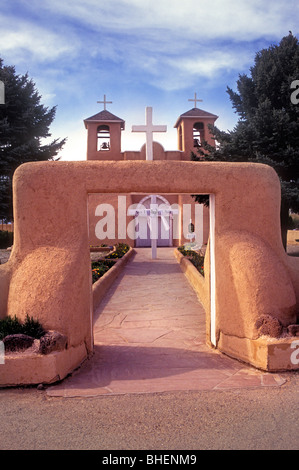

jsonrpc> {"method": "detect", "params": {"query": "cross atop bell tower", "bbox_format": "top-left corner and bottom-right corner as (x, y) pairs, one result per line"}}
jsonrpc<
(97, 94), (113, 111)
(174, 99), (218, 157)
(188, 92), (203, 108)
(84, 97), (125, 160)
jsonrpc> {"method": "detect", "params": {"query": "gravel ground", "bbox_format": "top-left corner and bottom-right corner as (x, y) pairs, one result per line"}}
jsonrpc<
(0, 372), (298, 450)
(0, 249), (11, 265)
(288, 245), (299, 256)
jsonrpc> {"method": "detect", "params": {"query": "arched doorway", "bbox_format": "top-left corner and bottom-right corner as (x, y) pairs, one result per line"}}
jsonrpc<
(134, 195), (173, 248)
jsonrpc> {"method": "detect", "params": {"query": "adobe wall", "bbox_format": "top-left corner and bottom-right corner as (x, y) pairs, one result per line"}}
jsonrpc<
(0, 224), (14, 233)
(0, 160), (298, 385)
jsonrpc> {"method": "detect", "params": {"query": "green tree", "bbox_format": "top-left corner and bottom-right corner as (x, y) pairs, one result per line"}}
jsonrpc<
(0, 58), (66, 221)
(192, 33), (299, 249)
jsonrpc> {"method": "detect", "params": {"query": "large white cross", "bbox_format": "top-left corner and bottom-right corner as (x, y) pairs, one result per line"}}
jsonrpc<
(131, 107), (168, 258)
(188, 92), (203, 108)
(97, 94), (112, 110)
(132, 107), (167, 161)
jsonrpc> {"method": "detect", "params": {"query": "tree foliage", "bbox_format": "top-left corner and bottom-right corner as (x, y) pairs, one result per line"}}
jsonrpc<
(192, 33), (299, 247)
(0, 58), (66, 221)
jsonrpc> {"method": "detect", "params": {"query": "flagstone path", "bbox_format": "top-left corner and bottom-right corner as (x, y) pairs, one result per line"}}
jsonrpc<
(47, 248), (286, 398)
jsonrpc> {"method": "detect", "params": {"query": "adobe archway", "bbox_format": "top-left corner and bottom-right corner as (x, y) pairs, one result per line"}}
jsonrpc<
(0, 160), (298, 385)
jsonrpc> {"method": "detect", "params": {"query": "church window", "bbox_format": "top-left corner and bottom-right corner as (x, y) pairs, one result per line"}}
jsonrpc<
(193, 122), (204, 148)
(97, 125), (110, 151)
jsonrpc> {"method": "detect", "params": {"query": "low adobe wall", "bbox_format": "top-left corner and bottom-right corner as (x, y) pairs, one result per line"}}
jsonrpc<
(0, 224), (14, 233)
(92, 248), (135, 309)
(288, 230), (299, 245)
(174, 248), (211, 345)
(0, 160), (298, 385)
(0, 343), (87, 387)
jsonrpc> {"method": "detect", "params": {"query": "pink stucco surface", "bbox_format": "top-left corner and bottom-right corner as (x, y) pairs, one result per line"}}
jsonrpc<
(0, 160), (298, 385)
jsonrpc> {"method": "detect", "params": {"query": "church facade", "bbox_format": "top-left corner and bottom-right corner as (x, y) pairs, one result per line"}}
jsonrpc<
(84, 97), (218, 249)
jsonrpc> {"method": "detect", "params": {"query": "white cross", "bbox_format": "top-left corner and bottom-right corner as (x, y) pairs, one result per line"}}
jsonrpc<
(97, 94), (112, 110)
(132, 107), (167, 161)
(128, 196), (179, 259)
(188, 92), (203, 108)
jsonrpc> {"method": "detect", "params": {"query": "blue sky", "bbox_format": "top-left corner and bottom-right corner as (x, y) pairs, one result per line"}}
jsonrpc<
(1, 0), (299, 160)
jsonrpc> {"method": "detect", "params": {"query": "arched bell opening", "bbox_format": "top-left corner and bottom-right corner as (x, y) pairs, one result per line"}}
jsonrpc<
(97, 125), (110, 151)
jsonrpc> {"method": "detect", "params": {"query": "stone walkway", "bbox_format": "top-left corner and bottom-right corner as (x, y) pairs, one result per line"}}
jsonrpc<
(47, 248), (285, 397)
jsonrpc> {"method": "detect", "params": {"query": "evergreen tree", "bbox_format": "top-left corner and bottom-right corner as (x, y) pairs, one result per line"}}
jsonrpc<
(192, 33), (299, 249)
(0, 58), (66, 221)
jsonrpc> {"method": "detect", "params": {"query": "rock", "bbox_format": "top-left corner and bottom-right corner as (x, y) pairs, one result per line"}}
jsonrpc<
(39, 331), (67, 355)
(256, 315), (283, 338)
(287, 324), (299, 337)
(3, 334), (34, 352)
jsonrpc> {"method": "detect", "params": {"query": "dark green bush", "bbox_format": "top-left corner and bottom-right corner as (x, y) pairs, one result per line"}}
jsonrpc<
(0, 230), (13, 249)
(22, 314), (45, 338)
(178, 246), (205, 276)
(91, 244), (130, 283)
(106, 243), (130, 259)
(91, 259), (115, 283)
(0, 314), (45, 340)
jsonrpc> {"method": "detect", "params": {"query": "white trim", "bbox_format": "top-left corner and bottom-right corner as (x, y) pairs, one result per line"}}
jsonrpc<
(87, 196), (94, 351)
(209, 194), (217, 347)
(0, 340), (4, 364)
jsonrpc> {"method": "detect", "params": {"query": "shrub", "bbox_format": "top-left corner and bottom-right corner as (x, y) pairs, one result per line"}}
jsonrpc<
(106, 243), (130, 259)
(178, 246), (205, 276)
(91, 244), (130, 283)
(0, 230), (13, 249)
(91, 260), (115, 283)
(0, 314), (45, 340)
(22, 314), (45, 338)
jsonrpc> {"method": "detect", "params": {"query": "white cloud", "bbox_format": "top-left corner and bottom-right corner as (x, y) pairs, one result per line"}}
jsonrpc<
(0, 12), (78, 63)
(3, 0), (299, 90)
(25, 0), (299, 41)
(2, 0), (298, 161)
(169, 50), (252, 79)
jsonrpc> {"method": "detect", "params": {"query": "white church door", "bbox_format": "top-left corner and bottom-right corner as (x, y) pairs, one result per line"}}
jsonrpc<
(135, 195), (173, 248)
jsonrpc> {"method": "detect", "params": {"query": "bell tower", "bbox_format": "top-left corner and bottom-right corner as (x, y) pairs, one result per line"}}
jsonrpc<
(84, 95), (125, 160)
(174, 94), (218, 160)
